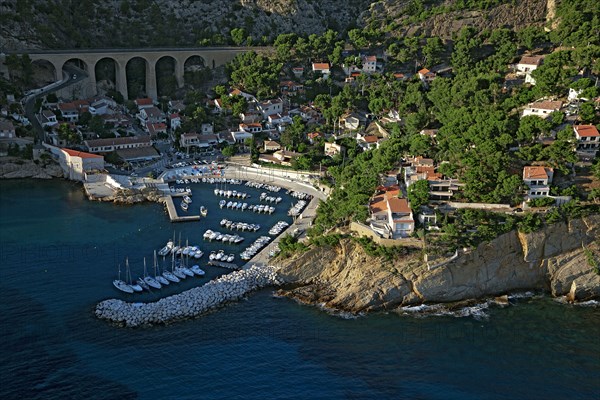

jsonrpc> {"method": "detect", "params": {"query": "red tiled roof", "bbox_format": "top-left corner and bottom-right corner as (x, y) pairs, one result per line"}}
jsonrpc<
(528, 100), (562, 110)
(61, 148), (103, 159)
(363, 135), (379, 143)
(312, 63), (330, 71)
(135, 98), (153, 106)
(388, 197), (411, 214)
(518, 55), (543, 66)
(523, 166), (550, 180)
(418, 68), (430, 75)
(574, 124), (600, 138)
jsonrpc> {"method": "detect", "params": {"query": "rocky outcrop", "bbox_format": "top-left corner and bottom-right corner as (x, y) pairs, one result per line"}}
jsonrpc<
(276, 215), (600, 313)
(90, 187), (164, 204)
(0, 160), (64, 179)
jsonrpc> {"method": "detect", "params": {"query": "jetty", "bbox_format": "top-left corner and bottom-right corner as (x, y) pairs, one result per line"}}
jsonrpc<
(207, 260), (241, 270)
(161, 195), (201, 222)
(95, 265), (280, 327)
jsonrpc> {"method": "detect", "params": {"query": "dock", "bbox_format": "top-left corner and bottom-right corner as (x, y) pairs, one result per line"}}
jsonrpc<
(207, 260), (241, 270)
(161, 196), (201, 222)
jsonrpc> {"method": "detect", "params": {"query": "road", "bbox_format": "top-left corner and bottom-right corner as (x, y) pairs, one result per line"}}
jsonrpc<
(23, 64), (87, 141)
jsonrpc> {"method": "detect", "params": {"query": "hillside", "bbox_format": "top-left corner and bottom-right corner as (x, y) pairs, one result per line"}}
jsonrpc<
(0, 0), (549, 50)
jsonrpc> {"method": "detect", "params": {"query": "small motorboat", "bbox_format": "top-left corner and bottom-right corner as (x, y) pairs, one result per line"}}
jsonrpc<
(181, 201), (189, 211)
(183, 195), (192, 204)
(190, 265), (205, 276)
(209, 251), (216, 261)
(200, 206), (207, 217)
(219, 200), (226, 208)
(226, 254), (235, 263)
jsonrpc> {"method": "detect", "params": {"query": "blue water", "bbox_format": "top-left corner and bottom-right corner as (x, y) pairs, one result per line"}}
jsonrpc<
(1, 180), (599, 399)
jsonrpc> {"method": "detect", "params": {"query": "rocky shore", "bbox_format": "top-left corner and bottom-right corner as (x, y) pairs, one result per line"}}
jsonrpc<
(0, 160), (63, 179)
(89, 187), (165, 204)
(275, 215), (600, 313)
(95, 265), (280, 327)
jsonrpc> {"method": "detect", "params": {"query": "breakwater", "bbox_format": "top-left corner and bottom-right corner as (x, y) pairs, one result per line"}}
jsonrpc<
(95, 265), (280, 327)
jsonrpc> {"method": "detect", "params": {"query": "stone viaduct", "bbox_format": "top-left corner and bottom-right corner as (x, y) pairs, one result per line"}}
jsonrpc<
(24, 47), (268, 100)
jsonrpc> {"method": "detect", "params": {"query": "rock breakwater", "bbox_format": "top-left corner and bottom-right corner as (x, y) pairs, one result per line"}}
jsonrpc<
(95, 265), (280, 327)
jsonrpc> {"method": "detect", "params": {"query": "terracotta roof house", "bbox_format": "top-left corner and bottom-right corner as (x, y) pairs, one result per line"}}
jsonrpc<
(522, 100), (562, 119)
(369, 186), (414, 238)
(523, 166), (553, 198)
(573, 124), (600, 152)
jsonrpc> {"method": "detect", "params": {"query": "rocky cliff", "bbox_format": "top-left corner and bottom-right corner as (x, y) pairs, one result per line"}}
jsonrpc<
(275, 215), (600, 313)
(0, 160), (64, 179)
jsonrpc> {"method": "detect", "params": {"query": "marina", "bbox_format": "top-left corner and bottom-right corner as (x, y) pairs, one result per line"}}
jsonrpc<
(161, 195), (201, 222)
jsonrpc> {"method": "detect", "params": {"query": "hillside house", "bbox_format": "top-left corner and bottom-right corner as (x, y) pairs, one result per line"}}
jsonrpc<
(312, 63), (330, 79)
(134, 98), (154, 110)
(137, 106), (166, 125)
(573, 124), (600, 152)
(523, 166), (553, 198)
(418, 68), (436, 84)
(369, 185), (414, 238)
(522, 100), (562, 119)
(84, 136), (159, 162)
(324, 142), (343, 157)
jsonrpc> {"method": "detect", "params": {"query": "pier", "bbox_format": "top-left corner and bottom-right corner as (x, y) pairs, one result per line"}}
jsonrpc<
(207, 260), (241, 270)
(161, 195), (201, 222)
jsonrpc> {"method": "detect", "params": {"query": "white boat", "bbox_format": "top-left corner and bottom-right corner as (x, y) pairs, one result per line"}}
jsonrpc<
(153, 252), (170, 286)
(178, 264), (195, 277)
(209, 251), (216, 260)
(190, 265), (205, 276)
(214, 188), (219, 196)
(163, 269), (180, 283)
(219, 200), (226, 208)
(113, 264), (134, 293)
(181, 201), (189, 211)
(226, 201), (233, 208)
(142, 258), (162, 289)
(194, 250), (203, 259)
(220, 218), (228, 226)
(183, 195), (192, 204)
(134, 279), (147, 291)
(226, 254), (234, 262)
(209, 231), (218, 241)
(200, 206), (207, 217)
(203, 230), (213, 240)
(158, 240), (173, 257)
(215, 250), (224, 260)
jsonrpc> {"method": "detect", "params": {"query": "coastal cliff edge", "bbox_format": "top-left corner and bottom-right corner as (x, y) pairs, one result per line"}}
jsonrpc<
(275, 215), (600, 313)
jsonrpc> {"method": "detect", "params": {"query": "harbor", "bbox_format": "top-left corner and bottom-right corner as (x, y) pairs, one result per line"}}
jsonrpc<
(161, 194), (202, 222)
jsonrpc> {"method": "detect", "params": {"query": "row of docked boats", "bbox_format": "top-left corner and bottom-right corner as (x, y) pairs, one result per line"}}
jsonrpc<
(112, 252), (205, 294)
(208, 250), (235, 263)
(158, 239), (204, 259)
(240, 236), (272, 261)
(175, 179), (197, 186)
(231, 202), (275, 213)
(202, 229), (245, 244)
(213, 188), (248, 199)
(288, 200), (307, 217)
(203, 178), (243, 185)
(288, 190), (311, 200)
(268, 221), (290, 235)
(220, 219), (260, 231)
(169, 186), (192, 194)
(259, 192), (282, 203)
(245, 181), (282, 192)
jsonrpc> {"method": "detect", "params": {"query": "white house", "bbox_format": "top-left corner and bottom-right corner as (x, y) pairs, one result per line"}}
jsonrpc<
(84, 136), (159, 162)
(573, 124), (600, 152)
(522, 100), (562, 118)
(239, 123), (262, 134)
(59, 148), (104, 181)
(231, 131), (253, 144)
(418, 68), (436, 84)
(369, 186), (414, 238)
(312, 62), (330, 79)
(256, 99), (283, 119)
(523, 166), (553, 198)
(58, 102), (79, 122)
(339, 112), (361, 131)
(324, 142), (343, 157)
(137, 106), (166, 125)
(516, 55), (543, 75)
(361, 55), (377, 73)
(179, 133), (220, 150)
(40, 110), (58, 127)
(168, 113), (181, 131)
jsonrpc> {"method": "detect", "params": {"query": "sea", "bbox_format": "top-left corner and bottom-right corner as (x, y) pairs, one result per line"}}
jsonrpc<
(1, 179), (599, 400)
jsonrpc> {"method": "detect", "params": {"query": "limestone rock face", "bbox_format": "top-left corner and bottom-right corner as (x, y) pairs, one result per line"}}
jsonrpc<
(276, 215), (600, 313)
(0, 161), (64, 179)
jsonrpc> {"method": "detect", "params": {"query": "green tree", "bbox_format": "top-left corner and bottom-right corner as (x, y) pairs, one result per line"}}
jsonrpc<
(422, 37), (444, 67)
(230, 28), (247, 46)
(579, 103), (596, 123)
(281, 116), (305, 151)
(408, 180), (429, 211)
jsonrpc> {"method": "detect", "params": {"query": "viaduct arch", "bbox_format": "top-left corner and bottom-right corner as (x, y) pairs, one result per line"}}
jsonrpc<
(24, 47), (267, 100)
